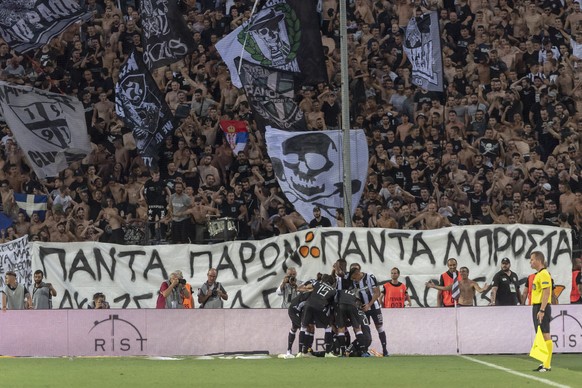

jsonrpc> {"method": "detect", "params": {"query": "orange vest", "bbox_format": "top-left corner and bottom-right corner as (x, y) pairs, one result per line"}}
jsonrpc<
(571, 270), (581, 303)
(383, 282), (407, 308)
(526, 273), (536, 305)
(441, 271), (456, 307)
(183, 283), (194, 309)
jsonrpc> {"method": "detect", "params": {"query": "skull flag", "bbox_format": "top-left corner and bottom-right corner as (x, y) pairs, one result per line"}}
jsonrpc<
(0, 0), (92, 53)
(0, 81), (91, 179)
(141, 0), (196, 69)
(403, 11), (444, 92)
(115, 50), (175, 167)
(265, 127), (368, 226)
(239, 59), (306, 132)
(216, 0), (327, 88)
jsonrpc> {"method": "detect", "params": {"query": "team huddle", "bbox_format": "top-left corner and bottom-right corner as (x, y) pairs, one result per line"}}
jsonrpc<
(278, 259), (402, 358)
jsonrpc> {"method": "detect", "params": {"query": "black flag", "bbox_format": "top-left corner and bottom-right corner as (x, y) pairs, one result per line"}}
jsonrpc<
(239, 59), (307, 132)
(0, 0), (92, 53)
(141, 0), (197, 69)
(115, 51), (175, 167)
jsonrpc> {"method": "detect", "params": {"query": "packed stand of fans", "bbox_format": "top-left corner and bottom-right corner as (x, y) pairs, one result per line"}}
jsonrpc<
(0, 0), (581, 248)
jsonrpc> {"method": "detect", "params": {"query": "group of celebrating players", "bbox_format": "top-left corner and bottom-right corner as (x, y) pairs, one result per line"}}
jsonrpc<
(278, 259), (402, 358)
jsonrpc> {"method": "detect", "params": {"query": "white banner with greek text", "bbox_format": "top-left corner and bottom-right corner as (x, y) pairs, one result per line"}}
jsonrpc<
(31, 225), (573, 309)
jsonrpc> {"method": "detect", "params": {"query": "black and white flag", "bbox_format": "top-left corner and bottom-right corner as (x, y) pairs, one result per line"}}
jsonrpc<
(216, 0), (327, 88)
(239, 59), (306, 132)
(141, 0), (197, 69)
(403, 11), (444, 92)
(265, 127), (368, 225)
(115, 51), (175, 166)
(0, 0), (92, 53)
(0, 82), (91, 178)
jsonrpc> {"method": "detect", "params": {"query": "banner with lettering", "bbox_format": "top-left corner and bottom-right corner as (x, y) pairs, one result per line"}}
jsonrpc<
(0, 236), (32, 293)
(0, 82), (91, 178)
(0, 0), (92, 53)
(31, 225), (572, 309)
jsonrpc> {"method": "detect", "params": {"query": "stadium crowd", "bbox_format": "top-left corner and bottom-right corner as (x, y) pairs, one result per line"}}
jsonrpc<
(0, 0), (581, 249)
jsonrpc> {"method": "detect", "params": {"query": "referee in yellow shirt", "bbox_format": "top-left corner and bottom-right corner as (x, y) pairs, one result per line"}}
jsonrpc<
(530, 251), (553, 372)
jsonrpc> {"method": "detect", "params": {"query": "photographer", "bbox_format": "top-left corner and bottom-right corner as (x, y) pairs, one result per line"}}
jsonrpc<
(156, 270), (191, 309)
(32, 270), (57, 309)
(277, 267), (301, 308)
(198, 268), (227, 309)
(88, 292), (110, 309)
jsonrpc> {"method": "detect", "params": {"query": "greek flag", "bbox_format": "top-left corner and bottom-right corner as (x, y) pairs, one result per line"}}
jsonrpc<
(14, 193), (47, 220)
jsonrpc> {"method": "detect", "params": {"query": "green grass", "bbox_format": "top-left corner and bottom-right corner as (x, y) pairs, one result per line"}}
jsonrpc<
(1, 354), (580, 387)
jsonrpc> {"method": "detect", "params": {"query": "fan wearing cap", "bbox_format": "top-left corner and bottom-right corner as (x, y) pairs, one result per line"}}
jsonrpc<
(490, 258), (522, 306)
(2, 271), (32, 310)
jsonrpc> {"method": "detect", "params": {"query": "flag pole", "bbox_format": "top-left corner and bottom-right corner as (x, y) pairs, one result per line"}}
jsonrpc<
(236, 0), (262, 77)
(338, 0), (352, 226)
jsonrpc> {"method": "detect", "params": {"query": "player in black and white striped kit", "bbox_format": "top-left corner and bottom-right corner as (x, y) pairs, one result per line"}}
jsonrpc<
(349, 263), (389, 356)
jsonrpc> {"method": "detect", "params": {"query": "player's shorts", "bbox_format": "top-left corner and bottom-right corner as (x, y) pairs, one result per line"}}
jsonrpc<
(335, 304), (361, 329)
(532, 304), (551, 334)
(365, 307), (383, 326)
(302, 305), (330, 328)
(288, 306), (301, 329)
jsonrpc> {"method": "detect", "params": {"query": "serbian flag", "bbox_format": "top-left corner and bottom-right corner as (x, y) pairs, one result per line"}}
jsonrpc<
(220, 120), (249, 155)
(14, 193), (48, 220)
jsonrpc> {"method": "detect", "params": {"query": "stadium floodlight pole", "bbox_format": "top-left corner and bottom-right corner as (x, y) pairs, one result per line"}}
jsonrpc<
(339, 0), (352, 227)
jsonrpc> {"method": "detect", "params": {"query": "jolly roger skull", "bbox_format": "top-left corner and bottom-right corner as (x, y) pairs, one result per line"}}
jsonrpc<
(281, 133), (339, 199)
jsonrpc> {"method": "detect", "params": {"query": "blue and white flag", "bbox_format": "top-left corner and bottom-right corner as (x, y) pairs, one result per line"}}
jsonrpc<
(403, 11), (444, 92)
(14, 193), (48, 220)
(265, 127), (368, 225)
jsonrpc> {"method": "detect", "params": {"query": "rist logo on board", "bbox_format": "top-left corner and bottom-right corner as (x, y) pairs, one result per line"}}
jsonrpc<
(88, 314), (147, 353)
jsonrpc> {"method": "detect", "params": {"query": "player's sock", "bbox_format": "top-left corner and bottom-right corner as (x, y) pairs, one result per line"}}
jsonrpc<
(298, 329), (306, 353)
(355, 330), (366, 352)
(337, 333), (346, 355)
(544, 340), (553, 369)
(288, 330), (296, 353)
(306, 332), (314, 352)
(324, 328), (333, 353)
(345, 330), (351, 346)
(378, 328), (387, 352)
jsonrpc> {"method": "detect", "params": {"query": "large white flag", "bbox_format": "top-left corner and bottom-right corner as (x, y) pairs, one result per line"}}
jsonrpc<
(0, 82), (91, 178)
(265, 127), (368, 225)
(215, 0), (327, 88)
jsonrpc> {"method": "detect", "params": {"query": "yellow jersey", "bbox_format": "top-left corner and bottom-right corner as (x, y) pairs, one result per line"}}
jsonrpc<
(531, 268), (552, 305)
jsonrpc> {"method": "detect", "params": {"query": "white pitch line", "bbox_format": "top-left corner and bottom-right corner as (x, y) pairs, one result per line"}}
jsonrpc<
(461, 355), (571, 388)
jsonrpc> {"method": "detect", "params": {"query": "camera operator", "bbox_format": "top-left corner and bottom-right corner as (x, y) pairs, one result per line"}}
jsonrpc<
(32, 270), (57, 309)
(156, 270), (191, 309)
(277, 267), (301, 308)
(87, 292), (110, 309)
(198, 268), (228, 308)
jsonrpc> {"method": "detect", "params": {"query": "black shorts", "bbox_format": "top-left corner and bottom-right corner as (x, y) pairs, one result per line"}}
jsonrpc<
(335, 304), (361, 329)
(532, 304), (551, 334)
(365, 307), (383, 326)
(288, 307), (301, 330)
(301, 305), (330, 328)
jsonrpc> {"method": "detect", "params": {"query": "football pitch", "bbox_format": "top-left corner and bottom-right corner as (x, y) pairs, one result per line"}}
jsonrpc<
(1, 354), (580, 387)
